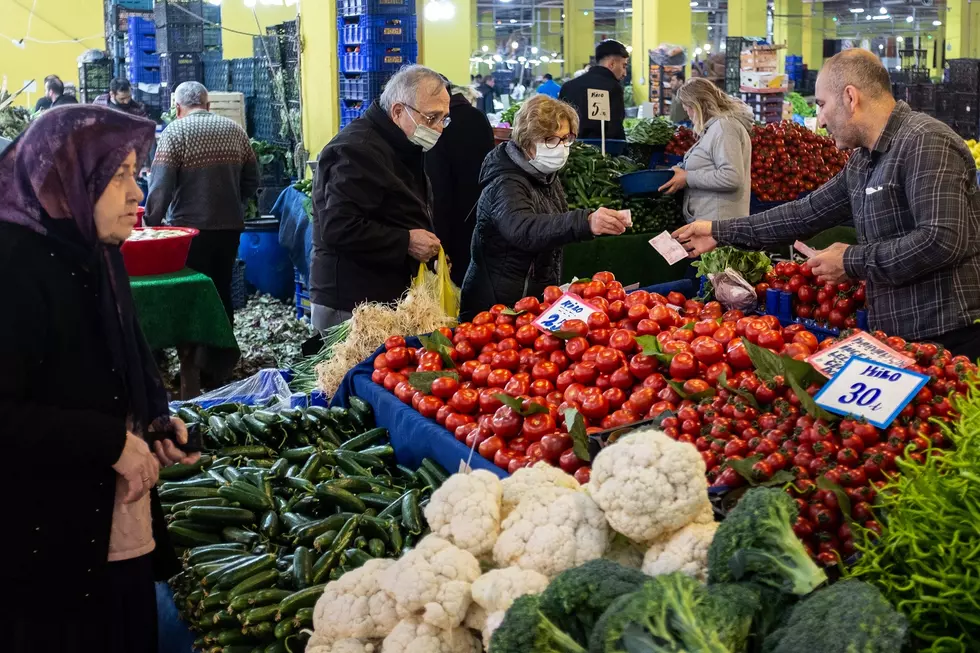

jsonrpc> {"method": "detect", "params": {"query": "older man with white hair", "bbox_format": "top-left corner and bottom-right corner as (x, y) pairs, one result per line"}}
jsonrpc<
(310, 64), (449, 331)
(145, 81), (260, 324)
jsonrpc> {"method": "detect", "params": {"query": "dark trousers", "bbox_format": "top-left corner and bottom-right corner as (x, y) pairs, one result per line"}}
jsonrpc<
(186, 229), (241, 325)
(934, 324), (980, 361)
(13, 554), (158, 653)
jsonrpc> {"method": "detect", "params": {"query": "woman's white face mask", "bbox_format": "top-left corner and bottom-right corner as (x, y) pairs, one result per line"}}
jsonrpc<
(529, 142), (571, 174)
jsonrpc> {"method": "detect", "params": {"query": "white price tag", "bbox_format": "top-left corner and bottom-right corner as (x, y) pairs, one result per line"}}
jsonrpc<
(588, 89), (610, 121)
(533, 292), (599, 334)
(814, 356), (929, 428)
(806, 331), (915, 378)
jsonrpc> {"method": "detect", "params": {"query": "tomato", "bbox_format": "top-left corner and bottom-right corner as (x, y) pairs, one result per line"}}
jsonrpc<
(533, 333), (563, 353)
(608, 408), (639, 428)
(454, 422), (478, 442)
(712, 324), (735, 346)
(579, 391), (610, 421)
(476, 434), (504, 459)
(417, 395), (444, 419)
(443, 411), (474, 433)
(425, 375), (457, 402)
(691, 336), (724, 365)
(490, 405), (522, 439)
(594, 348), (622, 374)
(447, 387), (478, 414)
(854, 422), (879, 448)
(588, 328), (611, 346)
(493, 447), (515, 469)
(667, 291), (686, 307)
(394, 381), (415, 404)
(669, 352), (698, 379)
(479, 387), (504, 414)
(726, 338), (754, 370)
(564, 382), (587, 404)
(608, 367), (632, 390)
(522, 413), (557, 441)
(682, 379), (712, 397)
(756, 330), (785, 352)
(528, 360), (558, 384)
(491, 349), (520, 371)
(608, 329), (636, 353)
(573, 466), (591, 484)
(792, 331), (819, 351)
(559, 448), (585, 473)
(371, 368), (388, 385)
(503, 374), (530, 397)
(827, 309), (846, 328)
(384, 335), (407, 351)
(835, 296), (855, 315)
(383, 372), (407, 392)
(385, 347), (412, 369)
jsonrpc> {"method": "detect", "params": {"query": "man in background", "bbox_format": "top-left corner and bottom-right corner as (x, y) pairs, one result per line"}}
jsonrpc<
(477, 74), (497, 115)
(536, 73), (561, 99)
(145, 81), (259, 324)
(34, 76), (77, 111)
(559, 40), (629, 139)
(310, 65), (447, 332)
(668, 72), (689, 123)
(425, 80), (495, 287)
(93, 78), (146, 117)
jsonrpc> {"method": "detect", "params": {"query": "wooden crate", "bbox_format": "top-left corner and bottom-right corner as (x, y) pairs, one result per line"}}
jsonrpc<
(208, 91), (247, 129)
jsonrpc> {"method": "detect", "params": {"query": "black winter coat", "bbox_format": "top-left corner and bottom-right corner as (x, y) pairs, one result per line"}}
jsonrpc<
(460, 142), (592, 320)
(425, 93), (495, 287)
(311, 101), (433, 311)
(476, 83), (496, 115)
(0, 222), (178, 604)
(558, 66), (626, 140)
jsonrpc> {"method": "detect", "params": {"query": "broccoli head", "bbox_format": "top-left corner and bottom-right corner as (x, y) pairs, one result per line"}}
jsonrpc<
(588, 572), (751, 653)
(489, 594), (586, 653)
(539, 559), (650, 645)
(762, 579), (907, 653)
(707, 487), (827, 596)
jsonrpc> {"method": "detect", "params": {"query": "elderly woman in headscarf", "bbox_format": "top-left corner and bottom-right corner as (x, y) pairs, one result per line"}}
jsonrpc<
(0, 105), (199, 653)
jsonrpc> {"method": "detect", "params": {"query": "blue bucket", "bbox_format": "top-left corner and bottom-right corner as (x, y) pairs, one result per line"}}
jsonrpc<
(618, 169), (675, 196)
(238, 218), (294, 299)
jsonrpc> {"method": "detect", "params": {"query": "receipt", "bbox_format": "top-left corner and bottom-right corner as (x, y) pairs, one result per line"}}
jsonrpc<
(649, 231), (689, 265)
(793, 240), (818, 258)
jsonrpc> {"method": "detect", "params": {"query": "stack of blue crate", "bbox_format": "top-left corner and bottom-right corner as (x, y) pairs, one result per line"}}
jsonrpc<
(127, 17), (160, 85)
(336, 0), (417, 128)
(202, 3), (222, 55)
(103, 0), (153, 82)
(785, 55), (805, 90)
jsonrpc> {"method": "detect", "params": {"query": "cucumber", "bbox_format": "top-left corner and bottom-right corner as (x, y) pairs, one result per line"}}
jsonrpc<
(296, 453), (323, 482)
(170, 497), (231, 514)
(275, 584), (327, 619)
(193, 555), (251, 578)
(289, 495), (319, 515)
(311, 515), (359, 584)
(219, 445), (275, 458)
(358, 444), (395, 459)
(222, 526), (260, 546)
(160, 476), (219, 490)
(279, 445), (314, 462)
(187, 543), (247, 565)
(387, 519), (403, 556)
(225, 413), (248, 437)
(243, 414), (273, 439)
(348, 396), (375, 431)
(377, 490), (412, 519)
(186, 506), (257, 526)
(315, 485), (367, 513)
(208, 415), (233, 443)
(358, 515), (392, 545)
(202, 555), (259, 587)
(401, 490), (422, 534)
(343, 548), (374, 568)
(292, 547), (313, 589)
(251, 410), (281, 426)
(207, 469), (230, 486)
(159, 486), (222, 502)
(219, 484), (274, 512)
(274, 618), (297, 640)
(312, 530), (338, 553)
(223, 467), (242, 484)
(228, 589), (293, 613)
(266, 640), (288, 652)
(209, 610), (239, 627)
(201, 591), (230, 610)
(214, 554), (277, 590)
(284, 477), (316, 493)
(319, 478), (374, 494)
(217, 628), (251, 646)
(242, 603), (280, 626)
(270, 458), (290, 479)
(280, 512), (311, 532)
(337, 427), (387, 451)
(336, 450), (384, 469)
(158, 456), (211, 480)
(357, 493), (394, 511)
(229, 568), (280, 598)
(168, 524), (222, 546)
(332, 453), (371, 477)
(420, 458), (449, 486)
(259, 511), (281, 539)
(293, 513), (354, 545)
(244, 621), (276, 639)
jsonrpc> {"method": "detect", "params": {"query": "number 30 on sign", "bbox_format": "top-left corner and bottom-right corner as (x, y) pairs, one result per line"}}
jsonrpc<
(813, 356), (930, 429)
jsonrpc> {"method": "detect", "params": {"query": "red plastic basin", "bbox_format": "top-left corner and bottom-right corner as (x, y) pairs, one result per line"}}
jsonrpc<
(121, 227), (199, 277)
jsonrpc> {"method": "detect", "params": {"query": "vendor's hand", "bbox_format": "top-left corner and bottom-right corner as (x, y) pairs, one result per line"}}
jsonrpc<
(658, 166), (688, 194)
(408, 229), (441, 263)
(589, 207), (630, 236)
(152, 417), (201, 468)
(672, 221), (717, 257)
(809, 243), (850, 285)
(112, 432), (160, 504)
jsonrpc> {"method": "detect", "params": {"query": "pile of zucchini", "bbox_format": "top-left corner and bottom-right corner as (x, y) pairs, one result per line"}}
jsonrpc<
(160, 398), (448, 653)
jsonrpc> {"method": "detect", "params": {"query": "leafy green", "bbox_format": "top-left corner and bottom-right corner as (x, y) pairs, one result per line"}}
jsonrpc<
(623, 117), (676, 146)
(500, 101), (522, 126)
(786, 92), (815, 118)
(695, 247), (772, 299)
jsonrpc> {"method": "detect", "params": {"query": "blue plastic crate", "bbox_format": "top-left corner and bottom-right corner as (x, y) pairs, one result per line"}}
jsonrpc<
(337, 14), (417, 45)
(108, 35), (126, 59)
(340, 98), (368, 127)
(129, 65), (161, 84)
(160, 52), (202, 85)
(127, 46), (160, 68)
(337, 0), (415, 16)
(339, 41), (417, 73)
(203, 59), (231, 91)
(154, 0), (204, 26)
(339, 71), (392, 101)
(113, 0), (153, 10)
(232, 58), (257, 96)
(202, 3), (220, 23)
(204, 26), (222, 48)
(157, 22), (204, 53)
(761, 288), (868, 340)
(201, 48), (223, 62)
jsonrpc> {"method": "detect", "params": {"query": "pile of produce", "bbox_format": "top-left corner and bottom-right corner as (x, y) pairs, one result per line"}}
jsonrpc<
(301, 440), (909, 653)
(624, 116), (676, 146)
(848, 380), (980, 652)
(559, 142), (683, 234)
(292, 178), (313, 221)
(499, 101), (521, 127)
(965, 138), (980, 168)
(786, 91), (816, 118)
(750, 121), (848, 203)
(664, 125), (696, 157)
(693, 246), (772, 301)
(234, 295), (315, 379)
(756, 260), (867, 330)
(251, 139), (294, 180)
(0, 88), (31, 140)
(161, 399), (448, 652)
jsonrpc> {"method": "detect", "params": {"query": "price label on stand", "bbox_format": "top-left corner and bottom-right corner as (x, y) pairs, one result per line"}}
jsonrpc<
(806, 330), (915, 378)
(814, 356), (929, 429)
(588, 89), (611, 121)
(533, 292), (599, 334)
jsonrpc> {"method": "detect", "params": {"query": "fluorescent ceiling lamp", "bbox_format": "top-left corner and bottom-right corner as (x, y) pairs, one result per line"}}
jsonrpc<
(932, 20), (942, 26)
(511, 40), (519, 48)
(481, 45), (489, 52)
(896, 36), (904, 42)
(707, 26), (713, 30)
(872, 14), (890, 20)
(694, 47), (703, 55)
(517, 56), (526, 62)
(541, 55), (550, 62)
(849, 8), (864, 13)
(865, 15), (872, 20)
(509, 18), (516, 23)
(905, 15), (914, 23)
(690, 1), (698, 6)
(531, 46), (538, 54)
(243, 0), (256, 7)
(879, 6), (887, 14)
(704, 43), (711, 51)
(493, 54), (503, 62)
(878, 43), (884, 49)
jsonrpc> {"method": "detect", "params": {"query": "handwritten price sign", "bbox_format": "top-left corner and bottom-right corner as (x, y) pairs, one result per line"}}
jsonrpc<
(814, 356), (929, 428)
(533, 293), (599, 334)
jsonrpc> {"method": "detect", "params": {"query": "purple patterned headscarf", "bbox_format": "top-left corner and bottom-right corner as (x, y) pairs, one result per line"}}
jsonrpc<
(0, 105), (167, 432)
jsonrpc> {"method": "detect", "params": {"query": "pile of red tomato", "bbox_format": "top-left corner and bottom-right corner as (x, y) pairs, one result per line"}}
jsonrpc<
(369, 270), (979, 565)
(665, 126), (696, 157)
(755, 260), (868, 330)
(750, 121), (849, 203)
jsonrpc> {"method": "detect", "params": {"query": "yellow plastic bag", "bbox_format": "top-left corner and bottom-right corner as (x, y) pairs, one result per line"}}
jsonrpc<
(413, 247), (460, 319)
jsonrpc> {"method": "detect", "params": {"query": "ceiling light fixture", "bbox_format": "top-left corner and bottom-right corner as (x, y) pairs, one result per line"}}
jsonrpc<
(849, 8), (864, 13)
(932, 20), (942, 26)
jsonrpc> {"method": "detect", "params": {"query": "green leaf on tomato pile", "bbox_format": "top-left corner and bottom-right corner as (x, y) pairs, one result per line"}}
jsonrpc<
(408, 371), (459, 394)
(418, 332), (456, 369)
(716, 371), (761, 410)
(668, 380), (716, 402)
(742, 339), (785, 382)
(500, 307), (524, 317)
(726, 454), (795, 488)
(551, 330), (580, 340)
(781, 355), (825, 387)
(786, 373), (838, 423)
(563, 408), (592, 462)
(635, 335), (674, 365)
(493, 393), (550, 417)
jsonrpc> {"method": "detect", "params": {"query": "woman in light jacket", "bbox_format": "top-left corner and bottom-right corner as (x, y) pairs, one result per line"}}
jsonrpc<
(658, 77), (753, 223)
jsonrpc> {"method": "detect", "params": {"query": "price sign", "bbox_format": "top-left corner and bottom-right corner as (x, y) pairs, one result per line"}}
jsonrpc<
(814, 356), (929, 428)
(806, 330), (914, 378)
(533, 292), (599, 334)
(588, 89), (610, 121)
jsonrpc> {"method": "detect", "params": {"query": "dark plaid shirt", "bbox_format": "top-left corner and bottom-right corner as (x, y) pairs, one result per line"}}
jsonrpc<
(714, 102), (980, 341)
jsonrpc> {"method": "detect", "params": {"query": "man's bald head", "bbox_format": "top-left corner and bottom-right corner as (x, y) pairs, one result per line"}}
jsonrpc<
(820, 49), (892, 100)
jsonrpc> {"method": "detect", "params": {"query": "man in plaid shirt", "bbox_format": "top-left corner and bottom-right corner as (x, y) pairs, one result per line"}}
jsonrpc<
(675, 49), (980, 358)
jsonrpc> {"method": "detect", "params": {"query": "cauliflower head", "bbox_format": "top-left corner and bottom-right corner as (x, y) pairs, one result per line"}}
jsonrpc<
(307, 638), (379, 653)
(378, 535), (482, 629)
(604, 534), (645, 569)
(424, 470), (503, 557)
(500, 462), (579, 517)
(482, 610), (506, 649)
(588, 428), (710, 543)
(312, 558), (399, 641)
(381, 617), (481, 653)
(471, 567), (550, 614)
(492, 486), (609, 577)
(642, 521), (719, 582)
(463, 601), (488, 632)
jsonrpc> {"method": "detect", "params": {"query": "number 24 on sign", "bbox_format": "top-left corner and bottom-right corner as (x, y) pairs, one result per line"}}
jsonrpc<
(814, 356), (930, 429)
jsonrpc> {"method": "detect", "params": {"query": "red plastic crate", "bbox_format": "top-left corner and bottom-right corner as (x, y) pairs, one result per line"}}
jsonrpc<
(121, 227), (199, 276)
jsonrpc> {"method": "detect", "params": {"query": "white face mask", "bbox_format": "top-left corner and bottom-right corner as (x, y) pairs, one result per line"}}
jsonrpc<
(529, 142), (570, 173)
(406, 109), (441, 152)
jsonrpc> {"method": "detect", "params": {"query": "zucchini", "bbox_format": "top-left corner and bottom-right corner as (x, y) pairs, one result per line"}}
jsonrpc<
(193, 555), (251, 577)
(289, 495), (319, 515)
(229, 568), (280, 598)
(358, 444), (395, 459)
(160, 476), (218, 490)
(357, 493), (394, 511)
(367, 538), (385, 558)
(281, 446), (316, 462)
(296, 453), (323, 482)
(251, 410), (281, 426)
(218, 484), (274, 512)
(214, 554), (277, 591)
(319, 478), (374, 494)
(401, 489), (422, 534)
(387, 519), (403, 556)
(209, 402), (243, 415)
(353, 536), (368, 550)
(159, 486), (222, 502)
(242, 604), (280, 625)
(336, 450), (384, 469)
(225, 413), (248, 437)
(177, 406), (203, 424)
(420, 458), (449, 486)
(270, 458), (290, 479)
(170, 497), (230, 514)
(202, 555), (260, 587)
(219, 444), (274, 458)
(377, 490), (412, 519)
(284, 476), (316, 493)
(247, 458), (276, 469)
(244, 621), (276, 639)
(293, 513), (354, 545)
(292, 547), (313, 589)
(222, 526), (260, 546)
(294, 607), (314, 626)
(186, 506), (257, 526)
(217, 628), (251, 646)
(243, 414), (273, 439)
(259, 511), (281, 539)
(315, 485), (367, 513)
(332, 453), (371, 477)
(223, 467), (242, 484)
(274, 618), (297, 639)
(168, 524), (222, 546)
(275, 583), (327, 619)
(337, 427), (387, 451)
(201, 591), (231, 610)
(208, 415), (233, 443)
(311, 515), (359, 584)
(312, 530), (338, 553)
(228, 589), (293, 613)
(187, 543), (247, 565)
(207, 469), (230, 486)
(348, 396), (375, 431)
(343, 548), (373, 568)
(358, 514), (392, 545)
(280, 512), (311, 532)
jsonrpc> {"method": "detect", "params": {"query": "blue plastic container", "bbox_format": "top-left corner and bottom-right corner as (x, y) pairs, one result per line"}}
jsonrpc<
(340, 71), (394, 101)
(238, 217), (294, 299)
(617, 168), (675, 196)
(337, 0), (416, 17)
(579, 138), (627, 155)
(340, 98), (368, 128)
(339, 41), (418, 73)
(338, 14), (417, 45)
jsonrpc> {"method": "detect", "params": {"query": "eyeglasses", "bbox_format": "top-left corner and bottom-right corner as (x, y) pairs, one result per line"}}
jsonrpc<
(404, 103), (451, 129)
(543, 135), (576, 148)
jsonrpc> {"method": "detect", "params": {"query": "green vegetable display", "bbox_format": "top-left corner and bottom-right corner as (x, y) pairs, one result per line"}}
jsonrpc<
(490, 594), (586, 653)
(847, 380), (980, 652)
(786, 92), (815, 118)
(0, 89), (31, 140)
(500, 101), (522, 126)
(163, 400), (446, 652)
(694, 246), (772, 300)
(292, 178), (313, 222)
(624, 117), (676, 146)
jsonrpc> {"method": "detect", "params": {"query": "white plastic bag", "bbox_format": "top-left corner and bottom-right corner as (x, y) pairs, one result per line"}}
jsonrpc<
(178, 368), (293, 410)
(710, 268), (758, 311)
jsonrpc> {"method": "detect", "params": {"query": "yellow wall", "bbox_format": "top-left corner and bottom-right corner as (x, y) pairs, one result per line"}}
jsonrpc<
(419, 0), (472, 85)
(564, 0), (595, 73)
(631, 0), (691, 107)
(300, 0), (338, 157)
(727, 0), (768, 39)
(220, 4), (299, 59)
(0, 0), (105, 108)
